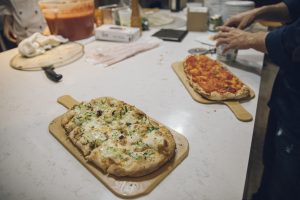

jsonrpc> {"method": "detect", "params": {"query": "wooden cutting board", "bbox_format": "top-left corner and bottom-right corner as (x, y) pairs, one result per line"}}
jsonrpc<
(172, 61), (255, 122)
(48, 95), (189, 198)
(10, 42), (84, 71)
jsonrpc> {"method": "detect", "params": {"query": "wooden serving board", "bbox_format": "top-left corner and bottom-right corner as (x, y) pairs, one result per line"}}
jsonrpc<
(10, 42), (84, 71)
(48, 95), (189, 198)
(172, 61), (255, 122)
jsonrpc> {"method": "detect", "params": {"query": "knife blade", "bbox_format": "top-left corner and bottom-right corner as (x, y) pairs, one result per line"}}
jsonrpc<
(188, 47), (216, 55)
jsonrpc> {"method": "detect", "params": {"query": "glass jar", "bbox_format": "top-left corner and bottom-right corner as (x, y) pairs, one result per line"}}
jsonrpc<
(216, 44), (238, 62)
(39, 0), (95, 41)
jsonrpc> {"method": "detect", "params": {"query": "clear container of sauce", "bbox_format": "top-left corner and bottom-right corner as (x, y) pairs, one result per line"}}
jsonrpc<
(39, 0), (95, 41)
(216, 44), (238, 63)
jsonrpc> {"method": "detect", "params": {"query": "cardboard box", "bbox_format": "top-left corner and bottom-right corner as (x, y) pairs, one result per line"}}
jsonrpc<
(187, 7), (208, 32)
(95, 25), (140, 42)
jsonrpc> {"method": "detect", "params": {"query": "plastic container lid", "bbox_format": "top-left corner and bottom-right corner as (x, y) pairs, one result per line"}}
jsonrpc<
(225, 1), (255, 7)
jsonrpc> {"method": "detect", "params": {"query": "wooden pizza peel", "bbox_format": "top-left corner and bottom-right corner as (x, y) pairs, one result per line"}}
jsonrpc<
(10, 42), (84, 82)
(172, 61), (255, 122)
(48, 95), (189, 198)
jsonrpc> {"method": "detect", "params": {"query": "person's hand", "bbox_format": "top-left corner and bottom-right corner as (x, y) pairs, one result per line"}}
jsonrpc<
(213, 26), (256, 52)
(224, 9), (257, 29)
(213, 26), (268, 53)
(3, 15), (17, 43)
(42, 26), (51, 36)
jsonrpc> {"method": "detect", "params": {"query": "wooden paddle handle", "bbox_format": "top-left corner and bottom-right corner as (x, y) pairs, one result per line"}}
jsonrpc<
(224, 101), (253, 122)
(57, 95), (80, 109)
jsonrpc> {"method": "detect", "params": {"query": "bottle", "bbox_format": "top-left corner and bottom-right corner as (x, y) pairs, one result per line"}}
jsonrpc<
(169, 0), (180, 12)
(130, 0), (142, 31)
(169, 0), (187, 12)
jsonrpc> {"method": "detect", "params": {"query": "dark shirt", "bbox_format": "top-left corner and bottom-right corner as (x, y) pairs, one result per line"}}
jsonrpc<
(265, 0), (300, 140)
(254, 0), (282, 7)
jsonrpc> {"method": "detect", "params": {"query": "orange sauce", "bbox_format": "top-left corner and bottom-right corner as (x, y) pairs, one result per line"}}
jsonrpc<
(46, 13), (94, 41)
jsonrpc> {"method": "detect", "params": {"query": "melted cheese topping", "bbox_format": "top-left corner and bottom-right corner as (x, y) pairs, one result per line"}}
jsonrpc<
(69, 97), (169, 165)
(80, 118), (109, 144)
(143, 130), (164, 150)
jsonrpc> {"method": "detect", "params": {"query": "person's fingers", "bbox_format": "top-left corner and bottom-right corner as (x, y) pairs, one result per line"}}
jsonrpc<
(7, 37), (17, 43)
(216, 26), (227, 31)
(237, 21), (243, 29)
(223, 19), (234, 27)
(43, 26), (50, 36)
(4, 30), (17, 43)
(7, 31), (17, 43)
(216, 26), (233, 32)
(213, 32), (231, 40)
(216, 38), (230, 46)
(215, 26), (222, 31)
(237, 20), (248, 30)
(222, 43), (235, 54)
(3, 16), (17, 43)
(213, 32), (226, 40)
(223, 17), (239, 28)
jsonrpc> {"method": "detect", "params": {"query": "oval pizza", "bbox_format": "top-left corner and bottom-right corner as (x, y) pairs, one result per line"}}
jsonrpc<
(183, 55), (250, 101)
(61, 97), (176, 177)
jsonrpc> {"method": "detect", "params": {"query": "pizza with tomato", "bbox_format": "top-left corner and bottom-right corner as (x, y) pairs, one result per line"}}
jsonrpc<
(183, 55), (250, 101)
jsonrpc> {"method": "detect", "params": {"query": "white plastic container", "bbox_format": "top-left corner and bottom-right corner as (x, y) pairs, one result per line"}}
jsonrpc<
(95, 24), (140, 42)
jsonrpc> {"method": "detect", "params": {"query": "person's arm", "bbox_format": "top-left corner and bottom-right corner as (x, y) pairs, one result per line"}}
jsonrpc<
(215, 17), (300, 66)
(224, 2), (290, 29)
(0, 1), (17, 43)
(3, 15), (17, 43)
(214, 26), (268, 53)
(215, 1), (300, 63)
(266, 18), (300, 67)
(283, 0), (300, 21)
(254, 2), (291, 23)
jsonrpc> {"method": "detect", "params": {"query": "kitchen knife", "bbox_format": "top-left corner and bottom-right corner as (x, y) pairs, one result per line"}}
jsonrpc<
(42, 65), (63, 82)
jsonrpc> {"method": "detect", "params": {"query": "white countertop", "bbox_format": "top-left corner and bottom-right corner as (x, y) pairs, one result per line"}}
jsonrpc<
(0, 27), (264, 200)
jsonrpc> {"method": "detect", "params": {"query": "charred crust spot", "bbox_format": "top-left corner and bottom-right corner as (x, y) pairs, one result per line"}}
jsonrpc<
(135, 111), (145, 118)
(119, 135), (127, 145)
(119, 135), (125, 140)
(97, 110), (103, 117)
(120, 128), (128, 135)
(108, 158), (115, 165)
(158, 140), (169, 155)
(90, 142), (96, 149)
(126, 122), (131, 126)
(163, 139), (168, 147)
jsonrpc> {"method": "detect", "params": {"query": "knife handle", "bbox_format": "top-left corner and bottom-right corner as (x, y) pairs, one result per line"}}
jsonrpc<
(43, 67), (63, 82)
